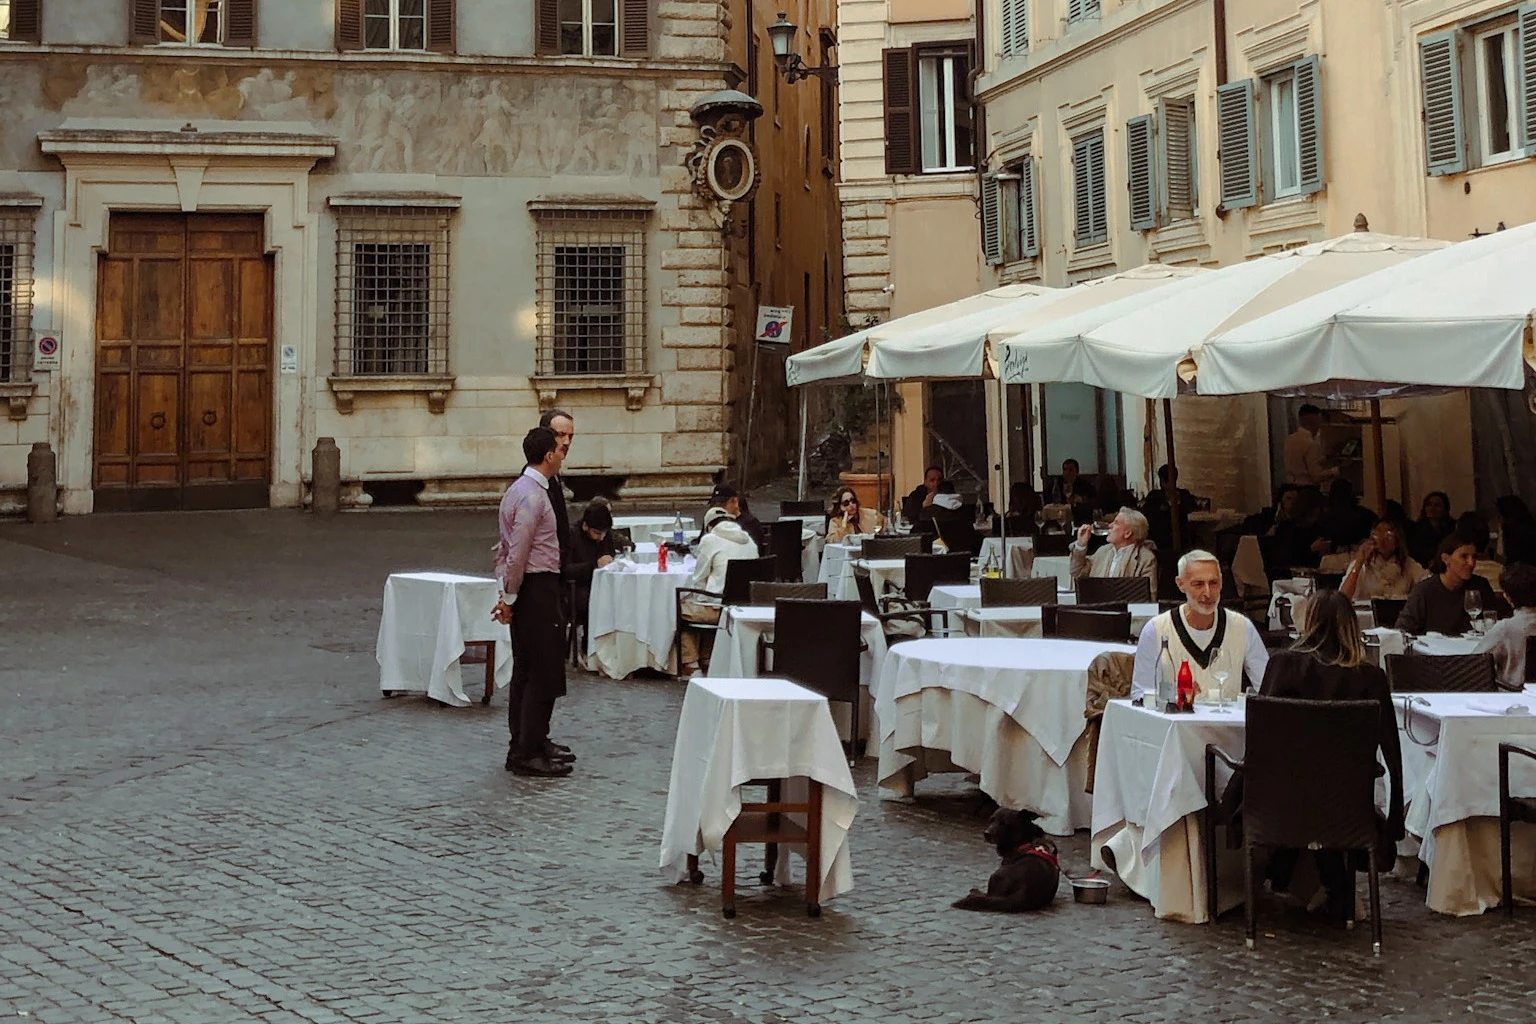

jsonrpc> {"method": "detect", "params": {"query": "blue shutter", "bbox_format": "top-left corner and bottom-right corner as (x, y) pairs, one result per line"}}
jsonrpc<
(1420, 30), (1465, 175)
(1018, 156), (1039, 258)
(1216, 79), (1258, 210)
(1519, 5), (1536, 149)
(1294, 55), (1325, 195)
(1126, 114), (1156, 231)
(981, 173), (1003, 265)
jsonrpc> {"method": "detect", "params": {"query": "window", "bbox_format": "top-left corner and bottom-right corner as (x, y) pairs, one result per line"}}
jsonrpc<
(981, 158), (1038, 265)
(1475, 22), (1523, 163)
(559, 0), (616, 56)
(1, 0), (43, 42)
(882, 43), (975, 174)
(130, 0), (255, 46)
(533, 206), (648, 376)
(1072, 130), (1107, 247)
(1421, 9), (1536, 176)
(1264, 67), (1302, 198)
(338, 0), (453, 52)
(999, 0), (1027, 57)
(536, 0), (646, 57)
(1216, 55), (1323, 209)
(1067, 0), (1100, 24)
(333, 205), (452, 376)
(0, 210), (36, 384)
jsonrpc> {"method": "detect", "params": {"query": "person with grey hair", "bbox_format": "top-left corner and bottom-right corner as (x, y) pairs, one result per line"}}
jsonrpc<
(1070, 507), (1159, 598)
(1131, 549), (1268, 703)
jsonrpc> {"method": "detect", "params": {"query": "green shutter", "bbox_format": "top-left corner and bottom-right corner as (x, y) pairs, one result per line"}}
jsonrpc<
(1294, 55), (1325, 195)
(1519, 5), (1536, 149)
(981, 173), (1003, 265)
(1126, 114), (1156, 231)
(1216, 79), (1258, 210)
(1420, 30), (1465, 175)
(1018, 156), (1039, 258)
(1157, 97), (1196, 223)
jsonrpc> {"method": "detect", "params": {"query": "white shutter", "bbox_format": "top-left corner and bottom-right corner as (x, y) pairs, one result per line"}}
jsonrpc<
(981, 173), (1003, 265)
(1126, 114), (1156, 231)
(1216, 79), (1258, 209)
(1519, 5), (1536, 149)
(1419, 31), (1465, 175)
(1294, 55), (1325, 195)
(1018, 156), (1039, 258)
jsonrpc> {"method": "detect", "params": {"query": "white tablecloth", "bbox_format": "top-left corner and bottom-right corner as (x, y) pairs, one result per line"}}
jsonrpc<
(853, 558), (910, 598)
(978, 536), (1036, 578)
(817, 541), (861, 600)
(874, 637), (1135, 835)
(1410, 635), (1484, 657)
(1033, 555), (1074, 588)
(659, 677), (860, 900)
(613, 514), (695, 537)
(375, 572), (513, 707)
(586, 562), (694, 678)
(962, 603), (1159, 639)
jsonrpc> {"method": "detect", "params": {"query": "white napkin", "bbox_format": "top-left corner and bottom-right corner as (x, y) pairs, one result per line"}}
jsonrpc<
(1363, 627), (1406, 657)
(1466, 698), (1531, 716)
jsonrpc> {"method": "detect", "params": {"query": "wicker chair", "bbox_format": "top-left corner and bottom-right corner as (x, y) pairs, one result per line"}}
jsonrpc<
(1369, 598), (1406, 629)
(900, 552), (972, 603)
(1035, 532), (1072, 557)
(935, 518), (982, 557)
(757, 598), (865, 762)
(1049, 607), (1132, 642)
(979, 576), (1057, 608)
(1384, 652), (1500, 692)
(1077, 576), (1152, 606)
(1205, 696), (1385, 953)
(852, 567), (929, 644)
(673, 556), (777, 671)
(767, 519), (805, 582)
(748, 581), (828, 604)
(863, 534), (926, 559)
(1501, 741), (1536, 916)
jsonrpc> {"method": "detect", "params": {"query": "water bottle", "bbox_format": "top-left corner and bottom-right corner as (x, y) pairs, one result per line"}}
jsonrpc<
(672, 510), (685, 547)
(1155, 636), (1176, 713)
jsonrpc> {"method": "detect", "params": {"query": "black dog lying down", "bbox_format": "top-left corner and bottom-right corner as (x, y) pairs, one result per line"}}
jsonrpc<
(953, 808), (1061, 912)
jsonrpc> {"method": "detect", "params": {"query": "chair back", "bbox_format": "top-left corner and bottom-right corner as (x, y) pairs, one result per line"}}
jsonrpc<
(1385, 652), (1499, 692)
(979, 576), (1056, 608)
(1314, 571), (1344, 592)
(852, 567), (879, 615)
(1370, 597), (1406, 630)
(1049, 607), (1132, 642)
(769, 599), (863, 705)
(1034, 532), (1072, 557)
(863, 535), (924, 559)
(1242, 696), (1381, 850)
(780, 500), (825, 516)
(1077, 575), (1152, 605)
(935, 518), (982, 557)
(610, 527), (633, 551)
(1527, 635), (1536, 685)
(767, 519), (804, 581)
(1213, 530), (1244, 567)
(749, 581), (827, 604)
(903, 552), (972, 603)
(721, 557), (778, 606)
(1158, 598), (1183, 614)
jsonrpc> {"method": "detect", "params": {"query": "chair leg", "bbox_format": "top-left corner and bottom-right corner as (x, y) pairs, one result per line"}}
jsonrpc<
(806, 780), (823, 917)
(1367, 849), (1382, 956)
(1343, 867), (1356, 930)
(1202, 808), (1218, 925)
(482, 643), (495, 704)
(722, 829), (737, 918)
(1244, 843), (1257, 950)
(761, 780), (780, 886)
(849, 699), (860, 766)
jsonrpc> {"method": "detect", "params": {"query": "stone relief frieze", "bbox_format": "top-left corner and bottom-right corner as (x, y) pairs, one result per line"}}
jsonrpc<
(2, 59), (660, 178)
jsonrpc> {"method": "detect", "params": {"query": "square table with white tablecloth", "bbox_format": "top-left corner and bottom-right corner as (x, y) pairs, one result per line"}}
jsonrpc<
(817, 541), (861, 599)
(375, 572), (514, 707)
(874, 637), (1135, 835)
(659, 677), (860, 901)
(586, 561), (695, 678)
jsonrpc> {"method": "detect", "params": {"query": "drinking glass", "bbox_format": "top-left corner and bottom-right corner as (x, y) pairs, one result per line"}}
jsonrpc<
(1464, 590), (1484, 634)
(1207, 645), (1229, 713)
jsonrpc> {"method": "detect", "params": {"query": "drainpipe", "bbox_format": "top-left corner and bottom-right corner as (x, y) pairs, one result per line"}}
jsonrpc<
(1214, 0), (1228, 86)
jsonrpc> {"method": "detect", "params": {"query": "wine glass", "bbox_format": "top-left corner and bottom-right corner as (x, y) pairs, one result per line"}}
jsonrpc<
(1464, 590), (1484, 635)
(1208, 646), (1229, 713)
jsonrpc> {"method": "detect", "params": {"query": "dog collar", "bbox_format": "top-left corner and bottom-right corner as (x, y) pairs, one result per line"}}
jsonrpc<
(1017, 842), (1059, 871)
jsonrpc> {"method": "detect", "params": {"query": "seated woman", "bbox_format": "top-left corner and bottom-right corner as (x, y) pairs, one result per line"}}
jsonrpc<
(1475, 562), (1536, 688)
(1409, 490), (1455, 567)
(1395, 532), (1498, 636)
(1339, 518), (1425, 602)
(567, 502), (617, 627)
(1247, 590), (1404, 922)
(678, 506), (760, 676)
(825, 485), (886, 543)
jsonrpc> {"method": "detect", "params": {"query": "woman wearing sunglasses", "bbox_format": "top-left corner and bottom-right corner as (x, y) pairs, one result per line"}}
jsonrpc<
(826, 486), (886, 542)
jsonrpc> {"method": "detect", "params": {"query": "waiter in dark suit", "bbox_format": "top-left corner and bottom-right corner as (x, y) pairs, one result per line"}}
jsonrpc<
(493, 427), (572, 778)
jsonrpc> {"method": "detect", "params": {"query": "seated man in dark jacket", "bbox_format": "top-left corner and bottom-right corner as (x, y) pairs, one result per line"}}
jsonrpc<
(915, 480), (967, 539)
(568, 502), (617, 627)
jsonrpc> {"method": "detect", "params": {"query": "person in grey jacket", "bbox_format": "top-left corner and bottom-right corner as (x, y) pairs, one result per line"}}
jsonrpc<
(1070, 507), (1159, 599)
(1475, 562), (1536, 688)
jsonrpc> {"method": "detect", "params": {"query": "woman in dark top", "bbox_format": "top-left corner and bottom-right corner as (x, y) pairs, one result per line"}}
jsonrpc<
(568, 503), (617, 627)
(1395, 532), (1498, 635)
(1252, 590), (1404, 921)
(1409, 491), (1455, 567)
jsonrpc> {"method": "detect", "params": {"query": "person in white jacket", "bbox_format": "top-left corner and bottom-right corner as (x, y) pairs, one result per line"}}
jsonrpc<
(679, 506), (760, 673)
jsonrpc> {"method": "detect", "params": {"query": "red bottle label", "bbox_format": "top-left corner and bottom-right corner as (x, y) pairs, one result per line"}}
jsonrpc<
(1177, 660), (1195, 712)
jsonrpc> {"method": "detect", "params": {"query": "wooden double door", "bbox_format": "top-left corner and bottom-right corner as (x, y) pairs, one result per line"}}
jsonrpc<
(94, 213), (273, 511)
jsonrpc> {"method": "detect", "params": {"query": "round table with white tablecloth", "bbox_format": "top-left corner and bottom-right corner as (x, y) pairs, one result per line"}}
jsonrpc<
(817, 540), (863, 599)
(873, 637), (1136, 835)
(586, 561), (695, 678)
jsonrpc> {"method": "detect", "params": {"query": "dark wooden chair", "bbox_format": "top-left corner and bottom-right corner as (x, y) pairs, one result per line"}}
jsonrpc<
(1205, 696), (1385, 954)
(1370, 598), (1406, 630)
(673, 556), (777, 671)
(1314, 572), (1345, 592)
(686, 777), (825, 919)
(1384, 652), (1501, 692)
(863, 535), (924, 559)
(1528, 636), (1536, 684)
(980, 576), (1056, 607)
(1501, 741), (1536, 916)
(1048, 607), (1132, 642)
(455, 641), (498, 704)
(935, 518), (982, 557)
(748, 581), (827, 604)
(768, 519), (804, 582)
(900, 552), (972, 603)
(610, 526), (633, 552)
(1077, 576), (1152, 606)
(757, 598), (865, 761)
(1035, 532), (1072, 557)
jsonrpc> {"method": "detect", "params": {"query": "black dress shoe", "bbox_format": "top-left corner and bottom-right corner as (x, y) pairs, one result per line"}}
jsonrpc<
(510, 756), (573, 778)
(548, 741), (573, 755)
(545, 742), (576, 763)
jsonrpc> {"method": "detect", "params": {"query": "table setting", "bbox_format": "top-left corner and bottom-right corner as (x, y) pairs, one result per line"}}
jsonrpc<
(585, 554), (696, 678)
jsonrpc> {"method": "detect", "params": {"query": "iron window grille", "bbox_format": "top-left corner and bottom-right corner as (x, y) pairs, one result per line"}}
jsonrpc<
(533, 207), (648, 376)
(334, 206), (451, 376)
(0, 211), (35, 384)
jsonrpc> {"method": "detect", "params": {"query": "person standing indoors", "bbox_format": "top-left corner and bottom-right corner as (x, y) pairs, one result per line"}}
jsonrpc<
(1283, 404), (1338, 487)
(1395, 532), (1498, 636)
(1339, 519), (1425, 602)
(1131, 550), (1268, 702)
(1069, 507), (1159, 598)
(826, 486), (886, 542)
(492, 427), (573, 779)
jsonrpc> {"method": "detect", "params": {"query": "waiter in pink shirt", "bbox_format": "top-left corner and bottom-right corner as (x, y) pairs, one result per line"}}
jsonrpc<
(492, 427), (573, 778)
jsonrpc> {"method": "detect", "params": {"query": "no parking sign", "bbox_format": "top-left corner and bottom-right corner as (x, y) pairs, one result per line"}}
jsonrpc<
(33, 332), (60, 371)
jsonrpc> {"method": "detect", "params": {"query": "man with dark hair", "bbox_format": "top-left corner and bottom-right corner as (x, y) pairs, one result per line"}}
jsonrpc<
(1475, 562), (1536, 688)
(1284, 403), (1336, 486)
(915, 479), (966, 539)
(492, 426), (572, 778)
(568, 502), (616, 629)
(1045, 458), (1096, 508)
(1139, 463), (1197, 553)
(538, 408), (575, 565)
(902, 465), (944, 523)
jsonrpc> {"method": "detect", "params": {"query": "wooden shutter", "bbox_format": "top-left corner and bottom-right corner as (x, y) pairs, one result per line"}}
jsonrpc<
(1519, 5), (1536, 149)
(1126, 114), (1156, 231)
(535, 0), (559, 54)
(1018, 156), (1039, 259)
(1294, 55), (1325, 196)
(621, 0), (649, 56)
(1216, 79), (1258, 210)
(883, 47), (919, 175)
(1157, 98), (1195, 222)
(426, 0), (455, 52)
(1073, 132), (1105, 245)
(129, 0), (159, 44)
(9, 0), (42, 42)
(335, 0), (363, 50)
(981, 174), (1003, 265)
(1000, 0), (1026, 57)
(1419, 31), (1464, 175)
(224, 0), (256, 47)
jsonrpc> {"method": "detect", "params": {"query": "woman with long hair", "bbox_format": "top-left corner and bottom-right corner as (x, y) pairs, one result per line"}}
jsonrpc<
(1410, 491), (1455, 566)
(1396, 532), (1498, 636)
(825, 486), (886, 543)
(1340, 518), (1425, 601)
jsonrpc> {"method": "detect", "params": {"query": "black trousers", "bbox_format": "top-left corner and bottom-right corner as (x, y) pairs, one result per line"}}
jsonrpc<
(507, 573), (567, 760)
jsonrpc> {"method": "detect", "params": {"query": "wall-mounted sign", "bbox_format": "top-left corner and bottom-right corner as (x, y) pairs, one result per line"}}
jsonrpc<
(280, 345), (298, 374)
(755, 305), (794, 346)
(32, 332), (60, 371)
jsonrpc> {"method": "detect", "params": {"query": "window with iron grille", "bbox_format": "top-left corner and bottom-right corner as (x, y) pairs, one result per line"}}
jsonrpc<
(334, 206), (451, 376)
(0, 211), (35, 384)
(534, 207), (648, 376)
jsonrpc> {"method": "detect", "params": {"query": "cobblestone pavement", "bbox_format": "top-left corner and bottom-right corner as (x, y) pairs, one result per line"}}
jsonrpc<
(3, 509), (1535, 1024)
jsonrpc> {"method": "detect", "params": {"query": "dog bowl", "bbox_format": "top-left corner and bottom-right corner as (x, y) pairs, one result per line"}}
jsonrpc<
(1071, 877), (1110, 905)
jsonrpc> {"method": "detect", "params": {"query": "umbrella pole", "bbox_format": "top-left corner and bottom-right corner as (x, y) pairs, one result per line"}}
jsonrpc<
(1162, 397), (1182, 553)
(797, 389), (808, 501)
(1369, 399), (1387, 513)
(999, 382), (1010, 578)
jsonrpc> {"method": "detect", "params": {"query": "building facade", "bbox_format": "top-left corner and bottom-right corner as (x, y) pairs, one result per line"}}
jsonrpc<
(0, 0), (840, 514)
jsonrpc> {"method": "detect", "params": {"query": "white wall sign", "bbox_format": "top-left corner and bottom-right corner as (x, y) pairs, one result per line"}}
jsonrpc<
(754, 305), (793, 346)
(32, 332), (61, 371)
(280, 344), (298, 374)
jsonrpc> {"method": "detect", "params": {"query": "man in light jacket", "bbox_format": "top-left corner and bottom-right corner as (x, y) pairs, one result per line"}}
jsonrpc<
(1069, 507), (1159, 599)
(679, 506), (760, 674)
